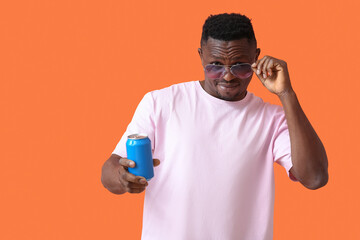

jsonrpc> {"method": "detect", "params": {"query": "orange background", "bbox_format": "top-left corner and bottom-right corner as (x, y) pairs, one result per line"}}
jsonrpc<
(1, 0), (359, 239)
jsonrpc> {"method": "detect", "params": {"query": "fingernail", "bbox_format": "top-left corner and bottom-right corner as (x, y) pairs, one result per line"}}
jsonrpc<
(129, 161), (135, 167)
(140, 179), (147, 184)
(257, 69), (261, 74)
(263, 73), (267, 78)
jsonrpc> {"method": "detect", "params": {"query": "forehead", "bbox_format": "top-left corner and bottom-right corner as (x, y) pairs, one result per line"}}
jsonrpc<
(202, 37), (256, 60)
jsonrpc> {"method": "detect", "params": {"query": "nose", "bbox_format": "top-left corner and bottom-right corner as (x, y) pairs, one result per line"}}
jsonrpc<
(222, 66), (236, 82)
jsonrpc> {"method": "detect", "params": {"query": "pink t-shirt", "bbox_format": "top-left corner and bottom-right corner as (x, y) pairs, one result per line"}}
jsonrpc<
(113, 81), (296, 240)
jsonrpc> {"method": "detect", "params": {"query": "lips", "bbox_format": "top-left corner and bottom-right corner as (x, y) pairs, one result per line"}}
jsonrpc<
(217, 83), (240, 88)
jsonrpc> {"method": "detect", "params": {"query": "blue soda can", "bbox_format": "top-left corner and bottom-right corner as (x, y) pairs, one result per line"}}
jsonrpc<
(126, 134), (154, 181)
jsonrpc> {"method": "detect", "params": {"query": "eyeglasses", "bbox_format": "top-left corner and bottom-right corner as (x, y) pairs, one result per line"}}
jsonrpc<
(204, 63), (253, 79)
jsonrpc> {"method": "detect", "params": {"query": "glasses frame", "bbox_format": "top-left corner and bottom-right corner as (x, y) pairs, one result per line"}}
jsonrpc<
(203, 63), (254, 79)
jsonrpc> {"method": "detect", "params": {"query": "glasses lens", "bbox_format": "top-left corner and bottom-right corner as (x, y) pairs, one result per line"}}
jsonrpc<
(231, 64), (253, 79)
(204, 65), (225, 78)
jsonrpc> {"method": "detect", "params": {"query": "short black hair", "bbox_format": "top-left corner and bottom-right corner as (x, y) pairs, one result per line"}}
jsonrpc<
(200, 13), (256, 47)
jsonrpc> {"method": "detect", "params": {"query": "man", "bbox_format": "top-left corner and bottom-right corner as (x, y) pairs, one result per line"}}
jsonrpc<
(101, 13), (328, 240)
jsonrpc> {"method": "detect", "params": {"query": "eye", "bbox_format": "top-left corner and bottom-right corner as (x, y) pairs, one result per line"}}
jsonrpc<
(210, 62), (222, 65)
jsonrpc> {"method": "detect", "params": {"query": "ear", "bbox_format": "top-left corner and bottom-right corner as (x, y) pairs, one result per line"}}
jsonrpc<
(198, 48), (204, 65)
(255, 48), (261, 61)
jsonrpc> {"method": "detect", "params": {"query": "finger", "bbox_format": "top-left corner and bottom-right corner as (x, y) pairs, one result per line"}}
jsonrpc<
(266, 59), (275, 77)
(126, 182), (148, 189)
(153, 158), (161, 167)
(122, 171), (148, 184)
(275, 60), (286, 71)
(127, 187), (146, 194)
(262, 58), (272, 79)
(251, 60), (259, 68)
(119, 158), (135, 168)
(256, 56), (268, 75)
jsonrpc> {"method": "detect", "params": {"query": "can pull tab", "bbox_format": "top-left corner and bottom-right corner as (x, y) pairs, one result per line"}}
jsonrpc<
(128, 133), (148, 139)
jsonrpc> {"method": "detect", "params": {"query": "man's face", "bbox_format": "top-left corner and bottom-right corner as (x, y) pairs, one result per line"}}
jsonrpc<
(198, 37), (260, 101)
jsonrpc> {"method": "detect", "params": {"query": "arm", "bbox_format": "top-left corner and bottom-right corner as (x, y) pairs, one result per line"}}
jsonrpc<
(252, 56), (328, 190)
(103, 92), (160, 193)
(279, 90), (328, 189)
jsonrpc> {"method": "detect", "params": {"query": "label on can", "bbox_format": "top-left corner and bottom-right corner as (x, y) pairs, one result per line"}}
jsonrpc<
(126, 133), (154, 181)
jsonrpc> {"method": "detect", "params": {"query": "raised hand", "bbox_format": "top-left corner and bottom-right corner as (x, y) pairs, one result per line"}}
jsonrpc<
(251, 56), (293, 96)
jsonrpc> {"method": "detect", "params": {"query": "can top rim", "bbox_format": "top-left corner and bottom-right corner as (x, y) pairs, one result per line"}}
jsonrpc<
(127, 133), (148, 139)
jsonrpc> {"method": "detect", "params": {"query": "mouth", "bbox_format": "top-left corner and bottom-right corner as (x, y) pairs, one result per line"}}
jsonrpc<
(217, 83), (240, 89)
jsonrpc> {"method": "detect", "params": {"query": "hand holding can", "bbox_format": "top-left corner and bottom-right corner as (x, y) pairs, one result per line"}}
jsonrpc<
(117, 157), (160, 194)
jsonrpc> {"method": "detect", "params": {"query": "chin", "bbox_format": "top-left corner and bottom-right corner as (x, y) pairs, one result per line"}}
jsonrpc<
(216, 87), (245, 101)
(217, 92), (242, 101)
(214, 82), (247, 101)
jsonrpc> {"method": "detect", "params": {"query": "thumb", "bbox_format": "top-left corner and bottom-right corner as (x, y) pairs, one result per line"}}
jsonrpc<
(153, 158), (161, 167)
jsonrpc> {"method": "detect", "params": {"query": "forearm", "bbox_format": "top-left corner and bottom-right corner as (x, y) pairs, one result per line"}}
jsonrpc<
(279, 90), (328, 189)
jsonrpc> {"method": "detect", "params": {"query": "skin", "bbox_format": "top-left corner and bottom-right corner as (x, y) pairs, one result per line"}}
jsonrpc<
(198, 37), (328, 189)
(198, 37), (260, 101)
(101, 154), (160, 194)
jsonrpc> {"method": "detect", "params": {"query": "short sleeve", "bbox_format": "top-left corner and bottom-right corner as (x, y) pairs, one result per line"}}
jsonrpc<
(273, 109), (298, 182)
(112, 92), (156, 158)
